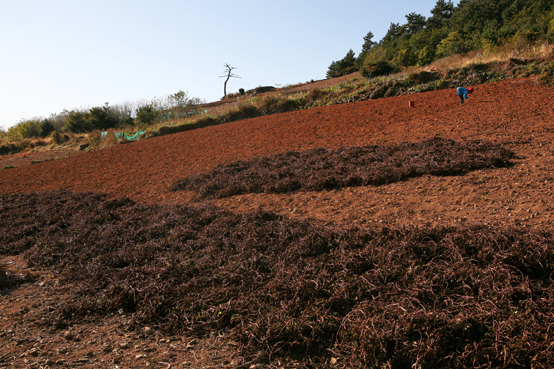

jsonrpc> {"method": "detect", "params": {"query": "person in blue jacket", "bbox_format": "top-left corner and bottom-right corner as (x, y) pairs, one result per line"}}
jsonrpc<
(457, 86), (474, 104)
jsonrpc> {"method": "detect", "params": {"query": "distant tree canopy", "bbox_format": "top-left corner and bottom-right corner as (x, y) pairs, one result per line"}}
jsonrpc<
(65, 103), (124, 133)
(326, 49), (358, 78)
(327, 0), (554, 79)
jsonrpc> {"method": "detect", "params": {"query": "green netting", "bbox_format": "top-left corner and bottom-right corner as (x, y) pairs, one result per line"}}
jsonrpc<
(101, 131), (145, 141)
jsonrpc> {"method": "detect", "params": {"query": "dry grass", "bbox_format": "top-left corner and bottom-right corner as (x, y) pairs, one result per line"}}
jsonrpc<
(421, 42), (554, 72)
(0, 133), (78, 155)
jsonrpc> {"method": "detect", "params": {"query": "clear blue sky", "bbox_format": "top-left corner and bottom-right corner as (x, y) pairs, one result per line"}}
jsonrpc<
(0, 0), (454, 129)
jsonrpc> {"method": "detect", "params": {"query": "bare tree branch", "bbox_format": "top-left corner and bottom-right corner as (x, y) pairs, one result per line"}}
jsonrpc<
(220, 64), (241, 99)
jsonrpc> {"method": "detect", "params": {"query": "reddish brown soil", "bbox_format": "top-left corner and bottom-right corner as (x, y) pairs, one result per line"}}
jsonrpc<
(1, 77), (553, 228)
(1, 76), (554, 368)
(0, 148), (83, 169)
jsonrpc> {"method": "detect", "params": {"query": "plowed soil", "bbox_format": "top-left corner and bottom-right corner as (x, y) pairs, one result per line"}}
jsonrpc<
(1, 77), (553, 228)
(1, 76), (554, 368)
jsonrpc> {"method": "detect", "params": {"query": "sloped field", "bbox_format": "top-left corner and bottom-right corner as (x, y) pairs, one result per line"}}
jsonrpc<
(1, 77), (554, 368)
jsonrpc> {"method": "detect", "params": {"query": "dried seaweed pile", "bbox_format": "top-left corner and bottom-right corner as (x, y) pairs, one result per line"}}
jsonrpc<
(2, 190), (554, 367)
(170, 137), (515, 198)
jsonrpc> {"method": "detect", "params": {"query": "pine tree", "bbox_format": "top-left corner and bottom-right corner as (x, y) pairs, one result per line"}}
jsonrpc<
(426, 0), (454, 29)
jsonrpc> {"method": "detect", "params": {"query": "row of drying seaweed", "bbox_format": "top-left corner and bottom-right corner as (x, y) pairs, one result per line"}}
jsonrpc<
(2, 190), (554, 368)
(170, 137), (515, 199)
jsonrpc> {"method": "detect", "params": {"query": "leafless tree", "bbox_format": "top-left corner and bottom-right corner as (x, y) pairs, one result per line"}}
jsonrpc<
(220, 64), (241, 99)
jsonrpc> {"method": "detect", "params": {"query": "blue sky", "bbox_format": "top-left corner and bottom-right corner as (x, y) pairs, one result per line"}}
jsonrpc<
(0, 0), (453, 129)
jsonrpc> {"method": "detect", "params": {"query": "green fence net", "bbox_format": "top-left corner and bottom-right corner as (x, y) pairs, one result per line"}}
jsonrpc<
(101, 130), (146, 141)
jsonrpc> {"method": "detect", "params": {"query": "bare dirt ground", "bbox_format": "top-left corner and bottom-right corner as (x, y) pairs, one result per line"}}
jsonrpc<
(0, 148), (84, 170)
(1, 76), (554, 368)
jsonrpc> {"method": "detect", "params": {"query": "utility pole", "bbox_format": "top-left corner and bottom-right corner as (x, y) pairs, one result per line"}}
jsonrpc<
(220, 64), (241, 99)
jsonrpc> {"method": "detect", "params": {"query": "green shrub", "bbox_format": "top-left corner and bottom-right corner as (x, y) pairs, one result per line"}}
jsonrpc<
(220, 110), (242, 122)
(144, 117), (220, 139)
(63, 104), (132, 133)
(361, 61), (396, 78)
(237, 102), (258, 118)
(65, 111), (92, 133)
(257, 95), (298, 114)
(394, 48), (418, 67)
(136, 105), (160, 125)
(88, 105), (119, 130)
(40, 120), (55, 138)
(276, 98), (298, 113)
(258, 95), (280, 112)
(156, 124), (193, 136)
(195, 116), (218, 128)
(418, 46), (435, 66)
(7, 119), (42, 140)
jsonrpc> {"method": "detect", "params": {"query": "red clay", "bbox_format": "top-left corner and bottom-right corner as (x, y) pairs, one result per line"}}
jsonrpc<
(1, 77), (553, 229)
(2, 76), (554, 368)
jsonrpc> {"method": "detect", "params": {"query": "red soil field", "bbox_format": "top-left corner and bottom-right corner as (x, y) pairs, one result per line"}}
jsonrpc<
(1, 76), (554, 368)
(1, 77), (553, 228)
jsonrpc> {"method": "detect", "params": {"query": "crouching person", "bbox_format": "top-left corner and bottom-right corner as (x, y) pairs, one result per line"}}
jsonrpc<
(456, 86), (474, 104)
